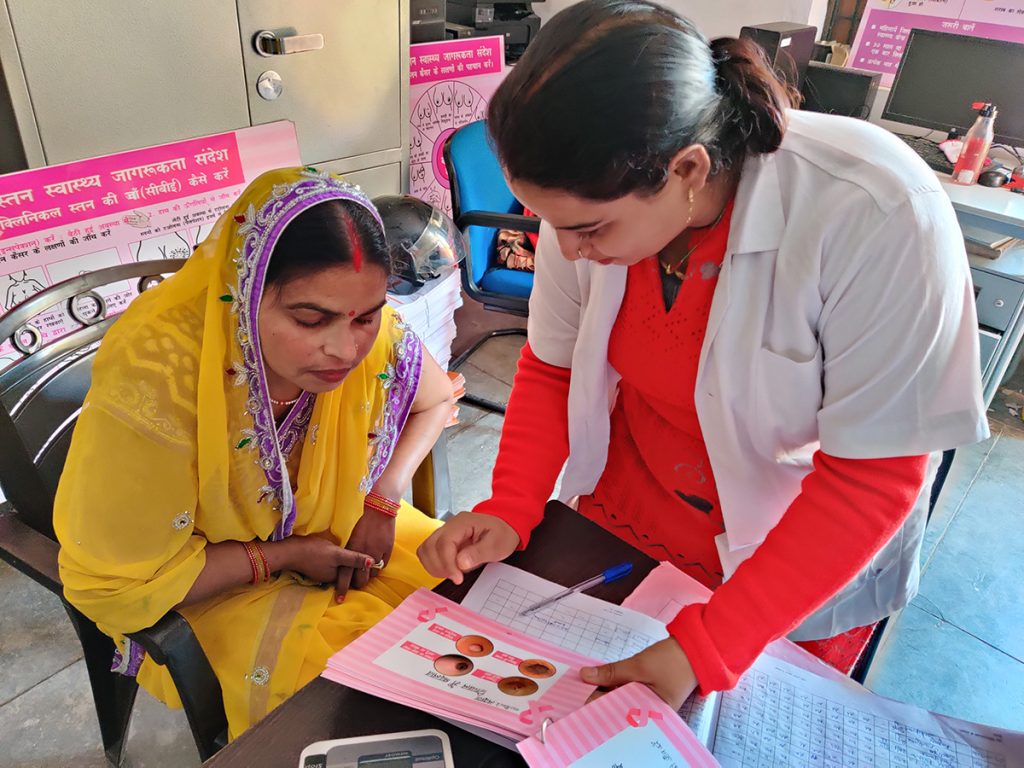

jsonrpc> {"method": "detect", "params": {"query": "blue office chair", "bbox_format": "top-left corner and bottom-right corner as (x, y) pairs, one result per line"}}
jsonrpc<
(443, 119), (539, 413)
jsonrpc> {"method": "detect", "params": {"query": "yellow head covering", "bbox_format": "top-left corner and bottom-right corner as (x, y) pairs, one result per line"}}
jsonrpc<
(54, 168), (433, 701)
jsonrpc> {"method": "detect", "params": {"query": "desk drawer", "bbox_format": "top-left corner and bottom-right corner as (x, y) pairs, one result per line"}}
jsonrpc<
(970, 267), (1024, 332)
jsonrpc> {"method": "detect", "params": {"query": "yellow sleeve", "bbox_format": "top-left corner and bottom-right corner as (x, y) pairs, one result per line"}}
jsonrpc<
(54, 401), (206, 637)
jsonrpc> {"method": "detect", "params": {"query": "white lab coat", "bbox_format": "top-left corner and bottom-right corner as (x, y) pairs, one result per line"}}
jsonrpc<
(527, 110), (989, 639)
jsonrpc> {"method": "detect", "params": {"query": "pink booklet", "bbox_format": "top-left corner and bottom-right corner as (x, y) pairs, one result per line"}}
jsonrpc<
(518, 683), (718, 768)
(323, 588), (600, 745)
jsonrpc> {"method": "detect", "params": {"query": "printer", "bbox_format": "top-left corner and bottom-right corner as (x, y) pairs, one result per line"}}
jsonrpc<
(411, 0), (447, 43)
(445, 0), (543, 61)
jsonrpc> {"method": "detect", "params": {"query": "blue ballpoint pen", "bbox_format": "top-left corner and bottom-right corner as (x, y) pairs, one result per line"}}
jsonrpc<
(518, 562), (634, 616)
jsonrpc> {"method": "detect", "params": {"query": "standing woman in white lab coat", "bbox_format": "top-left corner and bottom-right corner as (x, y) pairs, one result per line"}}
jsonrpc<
(418, 0), (987, 706)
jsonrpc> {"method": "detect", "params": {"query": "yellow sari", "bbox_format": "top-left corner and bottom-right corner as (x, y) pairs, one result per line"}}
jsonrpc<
(54, 167), (441, 738)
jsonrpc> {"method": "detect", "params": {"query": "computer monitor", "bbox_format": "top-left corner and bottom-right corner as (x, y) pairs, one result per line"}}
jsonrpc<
(882, 29), (1024, 147)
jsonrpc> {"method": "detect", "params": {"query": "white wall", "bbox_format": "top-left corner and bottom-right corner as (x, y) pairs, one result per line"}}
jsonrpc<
(536, 0), (823, 38)
(808, 0), (830, 35)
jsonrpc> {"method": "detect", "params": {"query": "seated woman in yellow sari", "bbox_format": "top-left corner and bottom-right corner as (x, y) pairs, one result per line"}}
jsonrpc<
(53, 167), (453, 738)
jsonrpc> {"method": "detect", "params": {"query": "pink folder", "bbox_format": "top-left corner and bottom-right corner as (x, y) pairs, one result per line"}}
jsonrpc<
(518, 682), (719, 767)
(323, 588), (600, 744)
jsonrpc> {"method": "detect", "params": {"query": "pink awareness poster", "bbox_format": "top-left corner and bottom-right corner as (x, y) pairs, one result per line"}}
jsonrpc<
(409, 36), (508, 216)
(850, 0), (1024, 86)
(0, 121), (300, 364)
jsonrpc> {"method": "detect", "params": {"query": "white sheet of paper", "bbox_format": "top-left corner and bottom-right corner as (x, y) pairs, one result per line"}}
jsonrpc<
(568, 720), (690, 768)
(711, 654), (1024, 768)
(461, 563), (669, 663)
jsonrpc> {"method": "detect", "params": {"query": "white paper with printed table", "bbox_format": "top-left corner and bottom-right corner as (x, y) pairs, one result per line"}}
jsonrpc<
(461, 562), (669, 663)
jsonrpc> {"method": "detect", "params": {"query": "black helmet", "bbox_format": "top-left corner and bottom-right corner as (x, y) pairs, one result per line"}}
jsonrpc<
(373, 195), (467, 295)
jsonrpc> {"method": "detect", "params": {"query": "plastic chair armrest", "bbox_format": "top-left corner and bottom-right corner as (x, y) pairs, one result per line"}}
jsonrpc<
(129, 612), (228, 759)
(457, 211), (541, 233)
(0, 501), (61, 593)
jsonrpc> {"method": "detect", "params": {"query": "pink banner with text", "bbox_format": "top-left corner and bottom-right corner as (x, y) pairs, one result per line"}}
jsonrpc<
(851, 0), (1024, 86)
(0, 121), (300, 365)
(409, 36), (507, 216)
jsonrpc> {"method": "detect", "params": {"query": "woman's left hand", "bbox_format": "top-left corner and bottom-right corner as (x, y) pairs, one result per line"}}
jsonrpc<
(580, 637), (698, 709)
(341, 511), (397, 594)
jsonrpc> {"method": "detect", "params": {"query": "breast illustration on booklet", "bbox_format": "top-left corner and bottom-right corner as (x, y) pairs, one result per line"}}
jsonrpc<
(323, 588), (600, 745)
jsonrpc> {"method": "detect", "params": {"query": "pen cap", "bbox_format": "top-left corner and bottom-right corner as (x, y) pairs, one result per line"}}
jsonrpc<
(602, 562), (633, 582)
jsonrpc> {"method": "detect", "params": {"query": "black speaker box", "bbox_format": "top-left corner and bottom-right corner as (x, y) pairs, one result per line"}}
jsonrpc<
(800, 61), (881, 120)
(740, 22), (818, 89)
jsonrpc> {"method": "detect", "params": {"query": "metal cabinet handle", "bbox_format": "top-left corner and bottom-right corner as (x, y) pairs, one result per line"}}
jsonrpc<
(254, 31), (324, 56)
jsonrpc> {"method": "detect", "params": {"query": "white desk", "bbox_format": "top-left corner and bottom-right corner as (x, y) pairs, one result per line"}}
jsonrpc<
(938, 173), (1024, 405)
(939, 175), (1024, 240)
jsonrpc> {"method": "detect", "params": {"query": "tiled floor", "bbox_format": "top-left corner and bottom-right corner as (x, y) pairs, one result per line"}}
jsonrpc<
(2, 328), (1023, 765)
(866, 401), (1024, 729)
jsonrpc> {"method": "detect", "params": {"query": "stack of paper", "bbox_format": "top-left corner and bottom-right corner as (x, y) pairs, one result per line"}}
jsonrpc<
(962, 224), (1021, 260)
(322, 588), (599, 748)
(387, 267), (463, 370)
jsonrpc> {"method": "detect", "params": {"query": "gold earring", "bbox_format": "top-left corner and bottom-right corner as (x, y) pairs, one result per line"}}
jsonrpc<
(688, 188), (695, 204)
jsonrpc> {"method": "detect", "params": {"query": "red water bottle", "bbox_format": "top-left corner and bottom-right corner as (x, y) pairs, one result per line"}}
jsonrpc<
(952, 102), (997, 186)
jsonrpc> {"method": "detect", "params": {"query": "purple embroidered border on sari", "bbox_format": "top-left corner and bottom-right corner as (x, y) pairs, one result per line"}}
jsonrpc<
(361, 322), (423, 493)
(231, 170), (387, 540)
(108, 170), (393, 677)
(111, 637), (146, 676)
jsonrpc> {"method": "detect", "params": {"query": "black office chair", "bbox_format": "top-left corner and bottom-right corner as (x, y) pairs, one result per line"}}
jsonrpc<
(0, 260), (227, 765)
(443, 120), (540, 414)
(0, 261), (453, 764)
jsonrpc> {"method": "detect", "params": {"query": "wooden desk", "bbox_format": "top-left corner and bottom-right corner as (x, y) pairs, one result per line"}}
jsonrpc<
(204, 502), (658, 768)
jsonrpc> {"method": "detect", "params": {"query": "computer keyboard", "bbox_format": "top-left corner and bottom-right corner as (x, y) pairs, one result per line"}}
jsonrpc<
(896, 134), (955, 174)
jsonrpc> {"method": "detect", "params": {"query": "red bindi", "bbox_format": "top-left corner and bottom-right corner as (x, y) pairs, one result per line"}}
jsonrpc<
(348, 310), (356, 317)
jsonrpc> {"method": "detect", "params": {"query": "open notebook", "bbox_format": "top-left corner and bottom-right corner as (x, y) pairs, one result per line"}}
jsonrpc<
(676, 652), (1024, 768)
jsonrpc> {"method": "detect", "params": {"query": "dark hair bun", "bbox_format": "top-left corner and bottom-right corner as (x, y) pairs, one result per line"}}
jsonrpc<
(709, 36), (795, 161)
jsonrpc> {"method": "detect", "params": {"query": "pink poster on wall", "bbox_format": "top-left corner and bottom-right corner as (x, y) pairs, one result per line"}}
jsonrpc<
(0, 121), (301, 364)
(850, 0), (1024, 86)
(409, 36), (507, 216)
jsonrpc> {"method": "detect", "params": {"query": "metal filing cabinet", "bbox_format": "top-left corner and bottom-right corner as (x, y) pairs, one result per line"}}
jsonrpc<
(0, 0), (409, 198)
(970, 250), (1024, 405)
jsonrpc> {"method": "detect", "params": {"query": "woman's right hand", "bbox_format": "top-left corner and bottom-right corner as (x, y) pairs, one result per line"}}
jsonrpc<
(417, 511), (520, 585)
(273, 535), (374, 590)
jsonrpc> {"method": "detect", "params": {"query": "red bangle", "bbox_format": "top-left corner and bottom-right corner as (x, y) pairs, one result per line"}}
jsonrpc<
(242, 541), (270, 585)
(252, 540), (270, 582)
(365, 490), (400, 518)
(241, 541), (260, 585)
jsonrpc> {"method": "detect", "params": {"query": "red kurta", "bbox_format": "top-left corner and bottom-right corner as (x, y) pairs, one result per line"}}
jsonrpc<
(576, 200), (732, 589)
